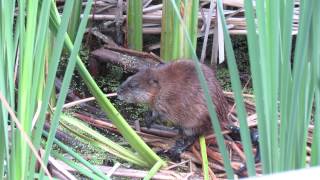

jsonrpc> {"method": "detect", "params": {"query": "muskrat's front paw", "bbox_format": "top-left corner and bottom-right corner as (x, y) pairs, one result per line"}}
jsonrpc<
(155, 149), (166, 156)
(155, 148), (181, 162)
(226, 125), (240, 133)
(145, 120), (153, 129)
(144, 111), (155, 129)
(166, 148), (182, 162)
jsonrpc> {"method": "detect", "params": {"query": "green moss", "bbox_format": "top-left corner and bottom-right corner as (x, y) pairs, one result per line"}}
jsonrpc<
(215, 35), (253, 94)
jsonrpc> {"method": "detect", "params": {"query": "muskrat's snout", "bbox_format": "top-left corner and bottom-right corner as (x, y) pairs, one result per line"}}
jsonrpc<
(116, 70), (157, 104)
(116, 80), (136, 103)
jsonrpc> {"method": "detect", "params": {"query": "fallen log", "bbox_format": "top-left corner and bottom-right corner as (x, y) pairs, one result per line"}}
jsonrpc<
(90, 47), (162, 73)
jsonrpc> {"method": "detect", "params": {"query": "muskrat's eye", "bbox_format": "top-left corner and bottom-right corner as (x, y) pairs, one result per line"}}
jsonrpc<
(149, 79), (159, 85)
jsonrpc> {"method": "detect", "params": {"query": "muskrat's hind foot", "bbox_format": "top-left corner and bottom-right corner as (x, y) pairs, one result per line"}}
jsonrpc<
(250, 128), (260, 163)
(166, 135), (197, 162)
(227, 125), (242, 141)
(227, 125), (260, 162)
(228, 126), (260, 177)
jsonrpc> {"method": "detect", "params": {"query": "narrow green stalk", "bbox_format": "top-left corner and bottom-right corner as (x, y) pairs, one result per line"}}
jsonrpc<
(311, 91), (320, 166)
(254, 0), (276, 172)
(48, 33), (56, 107)
(2, 0), (15, 109)
(286, 0), (314, 170)
(143, 161), (163, 180)
(68, 0), (82, 42)
(279, 0), (294, 171)
(310, 0), (320, 166)
(10, 0), (26, 179)
(0, 106), (7, 178)
(127, 0), (142, 50)
(199, 136), (209, 180)
(16, 0), (39, 178)
(0, 1), (14, 178)
(243, 0), (270, 173)
(267, 1), (281, 171)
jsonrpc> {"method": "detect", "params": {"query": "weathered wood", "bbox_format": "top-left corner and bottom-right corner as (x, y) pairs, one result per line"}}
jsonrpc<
(90, 47), (162, 73)
(54, 160), (202, 180)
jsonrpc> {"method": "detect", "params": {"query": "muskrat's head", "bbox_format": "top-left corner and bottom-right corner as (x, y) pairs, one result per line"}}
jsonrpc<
(117, 68), (160, 104)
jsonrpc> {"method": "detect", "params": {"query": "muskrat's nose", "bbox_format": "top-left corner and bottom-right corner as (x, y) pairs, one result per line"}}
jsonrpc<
(116, 88), (122, 95)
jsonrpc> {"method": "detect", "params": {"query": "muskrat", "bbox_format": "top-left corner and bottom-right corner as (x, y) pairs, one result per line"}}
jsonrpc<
(117, 59), (231, 159)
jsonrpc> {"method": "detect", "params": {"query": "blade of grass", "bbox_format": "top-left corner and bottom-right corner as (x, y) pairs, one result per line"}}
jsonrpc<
(199, 136), (209, 180)
(243, 0), (271, 173)
(267, 0), (281, 172)
(295, 63), (312, 166)
(143, 161), (163, 180)
(67, 0), (82, 42)
(311, 91), (320, 166)
(310, 0), (320, 166)
(31, 0), (53, 114)
(0, 1), (13, 177)
(3, 0), (21, 178)
(254, 0), (277, 172)
(2, 0), (15, 108)
(286, 0), (314, 170)
(279, 0), (294, 171)
(16, 0), (42, 178)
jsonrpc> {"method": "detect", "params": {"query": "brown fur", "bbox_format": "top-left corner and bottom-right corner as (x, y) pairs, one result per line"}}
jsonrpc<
(117, 59), (230, 136)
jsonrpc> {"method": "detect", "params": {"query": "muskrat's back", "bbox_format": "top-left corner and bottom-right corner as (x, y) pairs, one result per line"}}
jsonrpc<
(117, 59), (229, 136)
